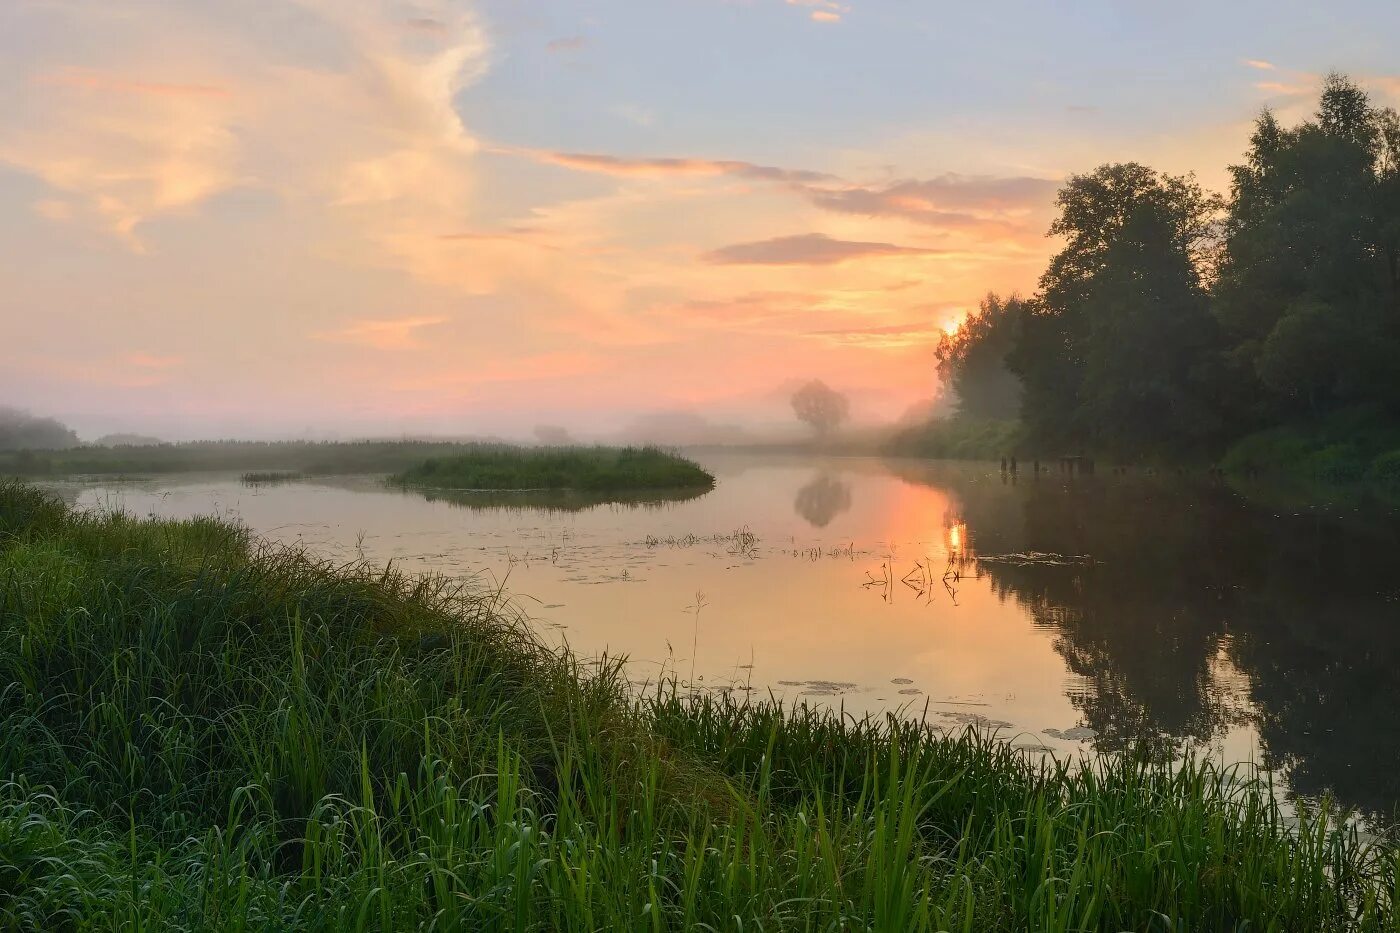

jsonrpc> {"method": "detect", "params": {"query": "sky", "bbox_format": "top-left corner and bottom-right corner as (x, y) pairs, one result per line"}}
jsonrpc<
(3, 0), (1399, 441)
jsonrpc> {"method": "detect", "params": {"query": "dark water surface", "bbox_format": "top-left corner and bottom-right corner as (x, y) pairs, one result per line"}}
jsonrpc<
(52, 453), (1400, 819)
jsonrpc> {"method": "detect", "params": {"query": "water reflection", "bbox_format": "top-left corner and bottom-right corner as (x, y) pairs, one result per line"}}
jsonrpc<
(56, 455), (1400, 820)
(793, 472), (852, 528)
(893, 460), (1400, 820)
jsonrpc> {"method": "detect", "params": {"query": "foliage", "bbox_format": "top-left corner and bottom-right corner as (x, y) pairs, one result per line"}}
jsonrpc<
(0, 439), (532, 477)
(1216, 73), (1400, 418)
(791, 379), (850, 436)
(1009, 163), (1226, 454)
(391, 444), (714, 492)
(935, 294), (1026, 419)
(914, 75), (1400, 472)
(0, 408), (79, 453)
(887, 416), (1023, 460)
(1221, 406), (1400, 482)
(1, 480), (1397, 930)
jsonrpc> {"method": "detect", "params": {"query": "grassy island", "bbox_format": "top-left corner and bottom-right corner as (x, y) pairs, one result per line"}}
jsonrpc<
(391, 444), (715, 493)
(0, 480), (1396, 930)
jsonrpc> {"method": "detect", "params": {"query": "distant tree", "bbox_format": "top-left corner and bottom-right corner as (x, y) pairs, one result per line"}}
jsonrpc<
(533, 424), (574, 446)
(935, 293), (1026, 420)
(791, 380), (849, 437)
(0, 407), (80, 451)
(1009, 163), (1226, 452)
(94, 433), (163, 447)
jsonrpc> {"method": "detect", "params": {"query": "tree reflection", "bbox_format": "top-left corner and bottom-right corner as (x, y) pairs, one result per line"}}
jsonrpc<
(890, 460), (1400, 819)
(793, 472), (852, 528)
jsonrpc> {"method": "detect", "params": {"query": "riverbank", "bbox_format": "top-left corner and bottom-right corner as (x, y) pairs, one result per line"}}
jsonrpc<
(891, 409), (1400, 491)
(0, 439), (523, 478)
(1, 479), (1395, 930)
(391, 444), (714, 493)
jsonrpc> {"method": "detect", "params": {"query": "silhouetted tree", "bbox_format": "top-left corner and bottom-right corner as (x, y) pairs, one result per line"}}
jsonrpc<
(1216, 74), (1400, 416)
(935, 293), (1026, 420)
(1008, 163), (1225, 452)
(791, 380), (849, 437)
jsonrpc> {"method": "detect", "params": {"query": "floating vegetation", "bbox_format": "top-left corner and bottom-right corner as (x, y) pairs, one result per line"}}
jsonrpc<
(975, 550), (1098, 566)
(239, 470), (303, 486)
(643, 527), (760, 558)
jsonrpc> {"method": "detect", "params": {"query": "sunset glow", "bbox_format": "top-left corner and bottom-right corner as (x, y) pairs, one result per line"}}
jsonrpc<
(3, 0), (1398, 440)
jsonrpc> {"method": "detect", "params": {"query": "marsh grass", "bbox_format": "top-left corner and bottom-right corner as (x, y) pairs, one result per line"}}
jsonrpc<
(0, 439), (543, 478)
(392, 445), (715, 493)
(239, 471), (304, 486)
(1, 479), (1397, 931)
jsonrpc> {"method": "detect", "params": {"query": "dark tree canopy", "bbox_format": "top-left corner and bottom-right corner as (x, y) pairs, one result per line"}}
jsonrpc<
(1215, 73), (1400, 417)
(1008, 163), (1226, 453)
(791, 380), (849, 437)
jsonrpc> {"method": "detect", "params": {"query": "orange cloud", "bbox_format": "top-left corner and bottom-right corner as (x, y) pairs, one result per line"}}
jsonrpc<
(124, 352), (183, 369)
(546, 36), (587, 52)
(806, 321), (943, 349)
(1243, 59), (1276, 71)
(314, 316), (449, 350)
(35, 68), (232, 98)
(786, 0), (848, 22)
(1255, 80), (1312, 96)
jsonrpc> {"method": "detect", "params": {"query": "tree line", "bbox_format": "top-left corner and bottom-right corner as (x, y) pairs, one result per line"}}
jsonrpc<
(934, 75), (1400, 463)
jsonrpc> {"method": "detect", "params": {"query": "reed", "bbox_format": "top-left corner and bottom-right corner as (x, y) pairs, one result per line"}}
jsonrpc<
(0, 479), (1394, 931)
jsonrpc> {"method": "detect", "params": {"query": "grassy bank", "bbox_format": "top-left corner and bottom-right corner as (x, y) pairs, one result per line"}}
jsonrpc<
(1222, 407), (1400, 486)
(392, 445), (715, 493)
(886, 417), (1024, 461)
(0, 439), (523, 478)
(1, 481), (1397, 930)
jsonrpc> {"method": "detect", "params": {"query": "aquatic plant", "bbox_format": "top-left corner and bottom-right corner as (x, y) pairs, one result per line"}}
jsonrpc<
(239, 470), (303, 485)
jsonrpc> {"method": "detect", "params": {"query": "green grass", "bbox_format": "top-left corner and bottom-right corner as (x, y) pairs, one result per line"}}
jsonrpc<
(391, 445), (715, 493)
(0, 439), (530, 478)
(887, 417), (1024, 461)
(1, 479), (1397, 930)
(1222, 407), (1400, 486)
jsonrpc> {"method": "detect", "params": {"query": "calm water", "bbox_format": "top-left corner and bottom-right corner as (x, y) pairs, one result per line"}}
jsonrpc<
(51, 453), (1400, 819)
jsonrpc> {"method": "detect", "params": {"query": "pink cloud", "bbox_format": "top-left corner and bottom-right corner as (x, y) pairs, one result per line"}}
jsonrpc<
(704, 232), (941, 265)
(515, 148), (833, 183)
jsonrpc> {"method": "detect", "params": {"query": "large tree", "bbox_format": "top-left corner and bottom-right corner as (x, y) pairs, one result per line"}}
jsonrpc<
(791, 380), (849, 437)
(1215, 74), (1400, 416)
(1009, 163), (1226, 452)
